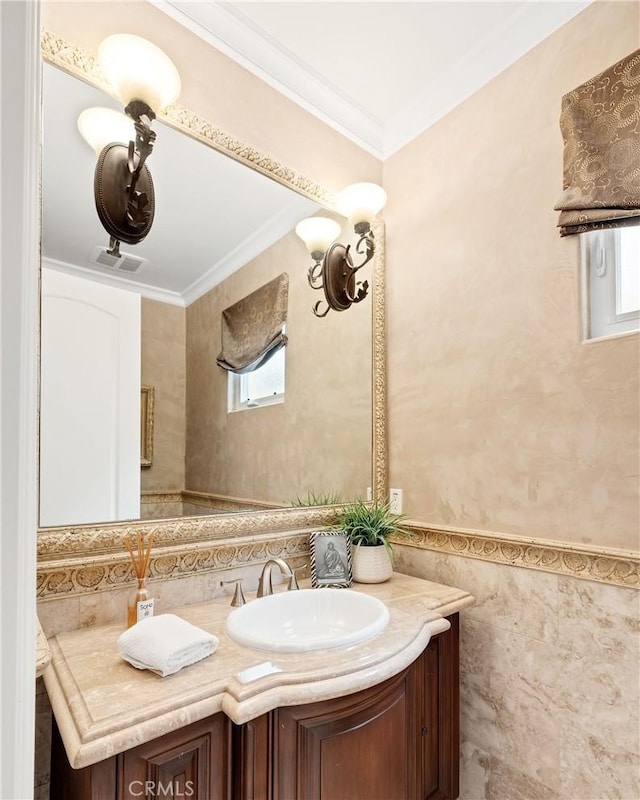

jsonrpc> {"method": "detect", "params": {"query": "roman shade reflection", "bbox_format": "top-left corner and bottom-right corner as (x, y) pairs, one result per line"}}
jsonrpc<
(216, 273), (289, 373)
(555, 49), (640, 236)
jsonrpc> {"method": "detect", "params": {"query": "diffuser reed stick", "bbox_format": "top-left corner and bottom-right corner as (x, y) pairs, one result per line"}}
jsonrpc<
(125, 532), (154, 627)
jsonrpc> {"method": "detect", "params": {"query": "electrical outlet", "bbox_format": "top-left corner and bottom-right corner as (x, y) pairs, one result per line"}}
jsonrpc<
(390, 488), (403, 514)
(366, 486), (372, 502)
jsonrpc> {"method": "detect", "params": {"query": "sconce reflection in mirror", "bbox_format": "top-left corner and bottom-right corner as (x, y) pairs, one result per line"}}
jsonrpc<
(77, 34), (181, 258)
(295, 183), (387, 317)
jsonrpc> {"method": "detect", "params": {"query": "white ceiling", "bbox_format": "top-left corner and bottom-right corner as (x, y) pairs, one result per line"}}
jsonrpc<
(42, 1), (593, 303)
(155, 0), (592, 157)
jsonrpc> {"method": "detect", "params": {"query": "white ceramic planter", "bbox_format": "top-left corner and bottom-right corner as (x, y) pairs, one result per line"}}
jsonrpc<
(352, 544), (393, 584)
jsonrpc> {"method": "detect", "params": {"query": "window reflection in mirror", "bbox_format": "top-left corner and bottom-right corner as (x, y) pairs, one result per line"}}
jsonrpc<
(228, 347), (286, 412)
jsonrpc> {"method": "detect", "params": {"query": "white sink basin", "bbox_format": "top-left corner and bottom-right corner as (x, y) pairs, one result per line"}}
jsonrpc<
(225, 588), (390, 653)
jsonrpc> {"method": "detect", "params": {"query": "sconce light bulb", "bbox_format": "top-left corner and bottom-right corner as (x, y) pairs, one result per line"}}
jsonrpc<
(295, 217), (341, 256)
(99, 34), (181, 113)
(77, 107), (135, 155)
(336, 182), (387, 227)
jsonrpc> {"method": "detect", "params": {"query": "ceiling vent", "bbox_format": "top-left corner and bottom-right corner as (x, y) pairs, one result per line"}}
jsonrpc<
(89, 246), (148, 273)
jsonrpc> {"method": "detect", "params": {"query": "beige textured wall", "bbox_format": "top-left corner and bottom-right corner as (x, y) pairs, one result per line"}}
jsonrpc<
(185, 223), (372, 505)
(140, 299), (186, 493)
(384, 1), (640, 551)
(42, 1), (382, 193)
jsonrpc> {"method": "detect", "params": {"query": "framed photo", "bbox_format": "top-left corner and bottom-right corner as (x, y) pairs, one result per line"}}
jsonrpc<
(310, 531), (353, 588)
(140, 385), (155, 468)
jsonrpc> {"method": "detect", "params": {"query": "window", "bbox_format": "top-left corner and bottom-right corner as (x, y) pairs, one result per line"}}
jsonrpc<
(581, 227), (640, 340)
(228, 346), (285, 412)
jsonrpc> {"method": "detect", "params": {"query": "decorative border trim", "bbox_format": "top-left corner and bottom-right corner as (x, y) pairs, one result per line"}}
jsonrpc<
(37, 506), (338, 561)
(37, 531), (310, 600)
(38, 30), (388, 567)
(395, 522), (640, 589)
(372, 220), (387, 504)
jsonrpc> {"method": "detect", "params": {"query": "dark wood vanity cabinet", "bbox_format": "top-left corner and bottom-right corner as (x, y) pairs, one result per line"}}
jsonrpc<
(237, 614), (459, 800)
(51, 616), (459, 800)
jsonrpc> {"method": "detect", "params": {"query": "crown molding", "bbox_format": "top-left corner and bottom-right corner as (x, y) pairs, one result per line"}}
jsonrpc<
(152, 0), (384, 158)
(382, 1), (592, 157)
(155, 0), (592, 161)
(42, 257), (187, 307)
(181, 194), (318, 306)
(43, 200), (319, 310)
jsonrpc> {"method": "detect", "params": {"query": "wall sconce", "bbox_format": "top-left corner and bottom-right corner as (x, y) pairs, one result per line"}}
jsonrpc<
(295, 182), (387, 317)
(78, 34), (181, 257)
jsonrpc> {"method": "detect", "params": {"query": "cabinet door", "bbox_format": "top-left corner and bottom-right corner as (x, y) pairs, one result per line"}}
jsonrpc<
(119, 714), (232, 800)
(272, 666), (421, 800)
(421, 614), (460, 800)
(232, 714), (271, 800)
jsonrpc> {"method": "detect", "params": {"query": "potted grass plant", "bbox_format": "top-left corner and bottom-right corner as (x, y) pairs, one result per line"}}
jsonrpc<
(333, 499), (407, 583)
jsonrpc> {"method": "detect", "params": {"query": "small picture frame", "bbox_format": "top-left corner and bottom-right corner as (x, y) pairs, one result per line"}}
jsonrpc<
(140, 385), (155, 468)
(310, 531), (353, 588)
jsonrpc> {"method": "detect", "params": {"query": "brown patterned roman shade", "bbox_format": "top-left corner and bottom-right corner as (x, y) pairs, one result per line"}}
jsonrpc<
(555, 49), (640, 237)
(216, 273), (288, 374)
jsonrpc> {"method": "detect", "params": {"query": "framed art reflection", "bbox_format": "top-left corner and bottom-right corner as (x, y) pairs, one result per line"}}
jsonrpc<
(140, 385), (154, 468)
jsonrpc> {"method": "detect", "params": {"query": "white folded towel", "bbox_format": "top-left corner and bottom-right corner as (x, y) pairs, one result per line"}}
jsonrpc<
(117, 614), (219, 677)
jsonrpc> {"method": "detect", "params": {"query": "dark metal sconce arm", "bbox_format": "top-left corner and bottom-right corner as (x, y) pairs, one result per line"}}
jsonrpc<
(308, 259), (324, 289)
(307, 225), (376, 317)
(354, 226), (375, 267)
(123, 102), (157, 232)
(127, 121), (156, 183)
(343, 228), (375, 303)
(312, 299), (332, 318)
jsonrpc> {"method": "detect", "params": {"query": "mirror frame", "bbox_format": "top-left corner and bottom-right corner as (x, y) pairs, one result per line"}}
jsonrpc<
(37, 30), (387, 598)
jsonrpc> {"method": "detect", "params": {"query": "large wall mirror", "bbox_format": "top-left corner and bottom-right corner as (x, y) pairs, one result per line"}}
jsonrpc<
(37, 31), (386, 560)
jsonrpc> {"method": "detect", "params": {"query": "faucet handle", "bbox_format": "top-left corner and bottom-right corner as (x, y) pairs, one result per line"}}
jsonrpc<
(220, 578), (246, 607)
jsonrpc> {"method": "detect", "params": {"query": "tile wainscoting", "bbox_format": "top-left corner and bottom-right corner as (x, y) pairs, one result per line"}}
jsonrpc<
(393, 541), (640, 800)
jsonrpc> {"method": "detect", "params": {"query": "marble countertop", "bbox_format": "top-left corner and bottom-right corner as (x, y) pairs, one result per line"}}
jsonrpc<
(44, 573), (474, 769)
(36, 616), (51, 678)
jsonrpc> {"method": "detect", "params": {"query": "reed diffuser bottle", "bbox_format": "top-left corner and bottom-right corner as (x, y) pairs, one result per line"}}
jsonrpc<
(125, 533), (154, 628)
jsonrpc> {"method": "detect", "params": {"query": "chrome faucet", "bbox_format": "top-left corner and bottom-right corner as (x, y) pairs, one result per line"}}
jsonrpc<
(256, 558), (300, 597)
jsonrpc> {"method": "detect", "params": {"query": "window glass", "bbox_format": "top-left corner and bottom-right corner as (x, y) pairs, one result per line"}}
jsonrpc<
(582, 227), (640, 340)
(617, 227), (640, 316)
(228, 346), (285, 412)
